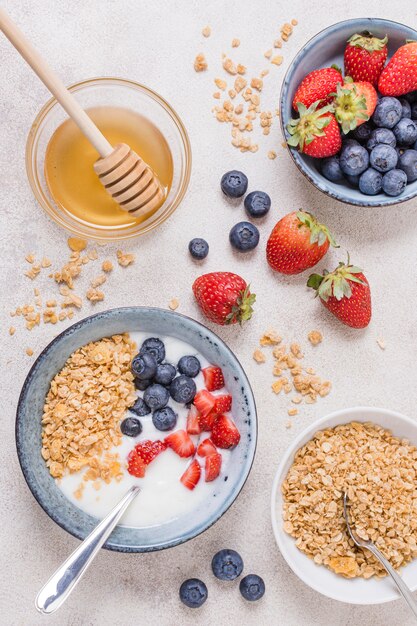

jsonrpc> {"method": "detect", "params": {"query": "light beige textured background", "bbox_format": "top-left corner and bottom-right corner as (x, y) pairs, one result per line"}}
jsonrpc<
(1, 1), (417, 624)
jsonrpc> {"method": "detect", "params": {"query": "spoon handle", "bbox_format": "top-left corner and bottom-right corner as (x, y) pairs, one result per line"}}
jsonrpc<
(367, 544), (417, 619)
(35, 485), (140, 615)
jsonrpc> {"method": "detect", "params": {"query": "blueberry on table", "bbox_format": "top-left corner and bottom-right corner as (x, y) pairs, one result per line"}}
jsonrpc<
(341, 138), (360, 150)
(134, 377), (151, 391)
(170, 375), (197, 404)
(154, 362), (177, 386)
(359, 168), (383, 195)
(399, 98), (412, 119)
(221, 170), (248, 198)
(179, 579), (208, 608)
(372, 97), (402, 129)
(189, 238), (209, 260)
(393, 119), (417, 146)
(178, 355), (201, 378)
(143, 383), (170, 410)
(229, 221), (260, 252)
(139, 337), (166, 364)
(239, 574), (265, 601)
(398, 149), (417, 182)
(352, 122), (373, 143)
(321, 156), (345, 183)
(211, 549), (244, 581)
(152, 406), (178, 431)
(120, 417), (142, 437)
(339, 144), (369, 176)
(370, 144), (398, 173)
(244, 191), (271, 217)
(130, 397), (151, 417)
(367, 128), (396, 150)
(131, 352), (157, 380)
(382, 169), (407, 196)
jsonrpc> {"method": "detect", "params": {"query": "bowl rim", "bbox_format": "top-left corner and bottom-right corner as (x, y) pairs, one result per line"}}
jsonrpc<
(25, 76), (192, 241)
(279, 18), (417, 208)
(270, 405), (417, 604)
(15, 306), (257, 552)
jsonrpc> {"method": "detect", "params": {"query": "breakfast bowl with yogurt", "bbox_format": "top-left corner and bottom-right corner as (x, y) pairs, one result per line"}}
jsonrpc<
(16, 307), (257, 552)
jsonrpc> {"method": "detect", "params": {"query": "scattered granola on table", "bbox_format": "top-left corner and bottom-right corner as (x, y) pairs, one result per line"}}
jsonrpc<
(194, 53), (208, 72)
(282, 422), (417, 578)
(308, 329), (323, 345)
(168, 298), (180, 311)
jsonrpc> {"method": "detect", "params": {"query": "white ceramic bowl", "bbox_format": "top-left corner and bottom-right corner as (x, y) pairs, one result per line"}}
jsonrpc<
(271, 406), (417, 604)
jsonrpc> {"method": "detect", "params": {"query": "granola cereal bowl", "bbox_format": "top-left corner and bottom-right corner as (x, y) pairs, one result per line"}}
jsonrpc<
(15, 307), (257, 552)
(271, 406), (417, 604)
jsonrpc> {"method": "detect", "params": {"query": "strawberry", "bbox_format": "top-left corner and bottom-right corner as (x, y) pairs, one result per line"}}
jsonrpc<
(287, 103), (341, 158)
(133, 440), (167, 465)
(211, 415), (241, 449)
(192, 272), (255, 326)
(266, 211), (336, 275)
(197, 438), (218, 457)
(379, 41), (417, 96)
(344, 32), (388, 87)
(307, 261), (371, 329)
(202, 366), (225, 391)
(292, 66), (343, 111)
(213, 394), (232, 415)
(127, 449), (146, 477)
(180, 459), (201, 490)
(205, 453), (222, 482)
(165, 430), (195, 457)
(333, 80), (377, 133)
(186, 405), (201, 435)
(199, 410), (217, 432)
(194, 389), (216, 417)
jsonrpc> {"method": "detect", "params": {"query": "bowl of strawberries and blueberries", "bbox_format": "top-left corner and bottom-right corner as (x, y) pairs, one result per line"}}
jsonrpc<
(282, 19), (417, 205)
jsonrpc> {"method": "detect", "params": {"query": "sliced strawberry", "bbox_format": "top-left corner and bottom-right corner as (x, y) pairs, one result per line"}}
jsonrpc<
(165, 430), (195, 457)
(127, 449), (146, 477)
(194, 389), (216, 417)
(202, 366), (225, 391)
(134, 440), (167, 465)
(199, 410), (217, 432)
(186, 405), (201, 435)
(213, 394), (232, 415)
(197, 437), (218, 457)
(211, 415), (241, 449)
(205, 453), (222, 482)
(180, 459), (201, 490)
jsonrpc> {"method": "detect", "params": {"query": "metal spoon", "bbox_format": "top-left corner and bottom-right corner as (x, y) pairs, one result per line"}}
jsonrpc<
(343, 492), (417, 619)
(36, 485), (140, 614)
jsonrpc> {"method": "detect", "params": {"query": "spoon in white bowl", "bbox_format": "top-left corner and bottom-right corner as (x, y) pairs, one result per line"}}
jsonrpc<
(343, 492), (417, 619)
(35, 485), (140, 614)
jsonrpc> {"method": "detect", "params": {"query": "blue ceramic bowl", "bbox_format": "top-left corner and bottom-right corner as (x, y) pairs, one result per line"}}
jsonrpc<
(16, 307), (257, 552)
(280, 18), (417, 207)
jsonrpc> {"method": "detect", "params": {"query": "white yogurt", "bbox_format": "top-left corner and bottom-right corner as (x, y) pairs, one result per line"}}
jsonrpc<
(58, 332), (231, 528)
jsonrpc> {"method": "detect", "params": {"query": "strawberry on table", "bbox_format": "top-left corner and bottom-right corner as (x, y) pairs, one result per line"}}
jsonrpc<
(211, 415), (241, 449)
(197, 438), (218, 457)
(213, 394), (232, 415)
(205, 453), (222, 482)
(344, 32), (388, 87)
(186, 405), (201, 435)
(202, 366), (225, 391)
(180, 459), (201, 490)
(333, 81), (377, 133)
(266, 211), (336, 275)
(378, 41), (417, 96)
(307, 261), (371, 328)
(192, 272), (255, 326)
(165, 430), (196, 457)
(292, 66), (343, 111)
(286, 103), (342, 158)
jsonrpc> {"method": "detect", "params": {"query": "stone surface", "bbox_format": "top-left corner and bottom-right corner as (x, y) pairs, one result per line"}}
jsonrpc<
(0, 1), (416, 624)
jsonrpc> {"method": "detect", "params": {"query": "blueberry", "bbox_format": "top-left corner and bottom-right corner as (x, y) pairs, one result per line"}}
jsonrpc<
(189, 238), (209, 260)
(342, 138), (360, 149)
(170, 375), (197, 404)
(370, 144), (398, 173)
(396, 146), (407, 159)
(221, 170), (248, 198)
(393, 118), (417, 146)
(352, 122), (373, 143)
(178, 355), (201, 378)
(339, 144), (369, 176)
(372, 97), (402, 128)
(404, 91), (417, 104)
(345, 174), (360, 187)
(398, 149), (417, 182)
(229, 221), (260, 252)
(131, 353), (157, 380)
(134, 377), (151, 391)
(143, 384), (170, 410)
(382, 169), (407, 196)
(366, 128), (396, 150)
(244, 191), (271, 217)
(359, 168), (383, 195)
(152, 406), (178, 431)
(399, 98), (412, 118)
(239, 574), (265, 602)
(412, 102), (417, 120)
(120, 417), (142, 437)
(154, 363), (177, 386)
(139, 338), (165, 364)
(211, 549), (244, 581)
(321, 156), (345, 183)
(179, 579), (208, 609)
(130, 397), (151, 417)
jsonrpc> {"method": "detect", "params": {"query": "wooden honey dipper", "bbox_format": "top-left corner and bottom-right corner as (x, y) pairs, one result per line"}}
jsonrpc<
(0, 9), (165, 217)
